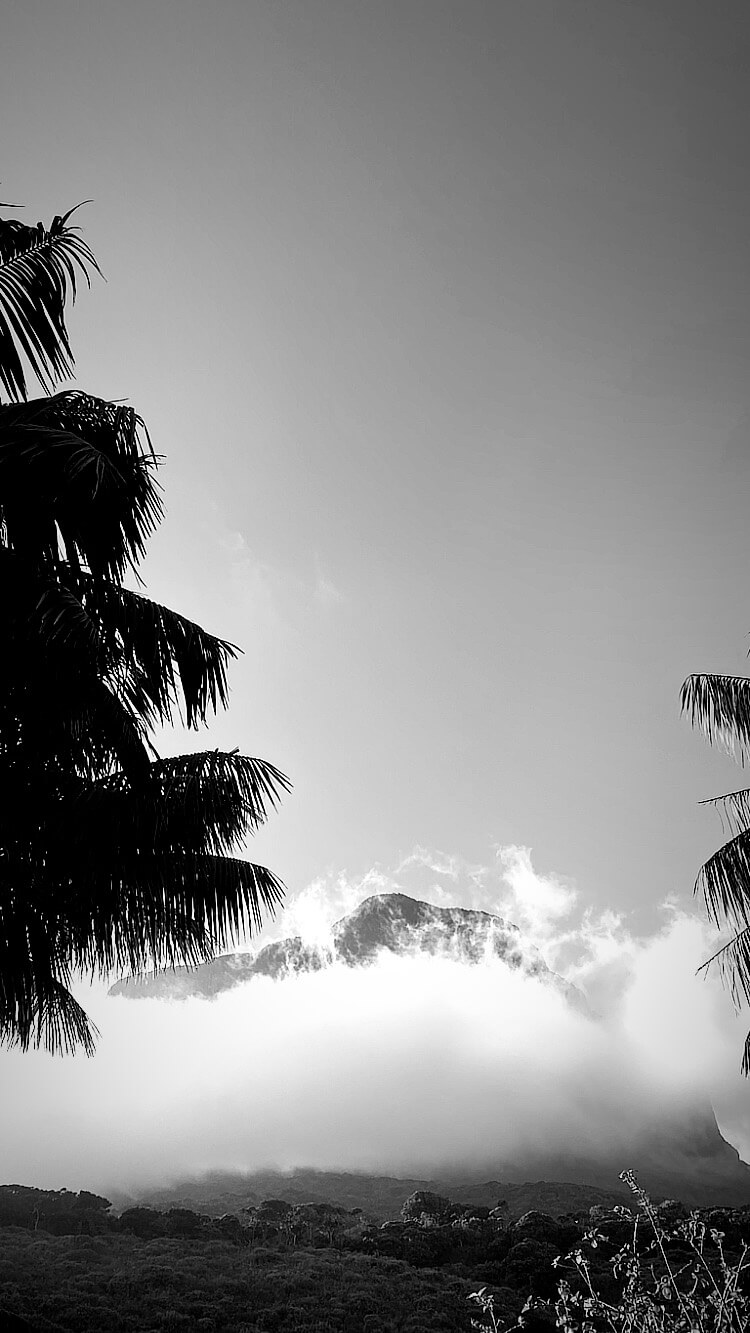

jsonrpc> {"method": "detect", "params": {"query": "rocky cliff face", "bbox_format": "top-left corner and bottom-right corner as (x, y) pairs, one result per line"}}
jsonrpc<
(108, 891), (584, 1007)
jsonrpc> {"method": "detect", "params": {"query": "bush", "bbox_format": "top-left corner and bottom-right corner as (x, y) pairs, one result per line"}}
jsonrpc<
(469, 1171), (750, 1333)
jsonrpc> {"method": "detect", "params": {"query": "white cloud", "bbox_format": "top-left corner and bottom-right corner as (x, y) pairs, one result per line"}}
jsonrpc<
(219, 529), (286, 634)
(313, 571), (345, 609)
(219, 529), (345, 625)
(1, 845), (749, 1195)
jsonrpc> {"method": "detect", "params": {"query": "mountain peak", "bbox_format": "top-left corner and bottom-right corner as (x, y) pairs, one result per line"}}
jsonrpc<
(109, 891), (578, 1004)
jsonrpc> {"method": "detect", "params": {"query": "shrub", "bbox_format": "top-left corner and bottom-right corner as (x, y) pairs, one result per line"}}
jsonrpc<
(469, 1171), (750, 1333)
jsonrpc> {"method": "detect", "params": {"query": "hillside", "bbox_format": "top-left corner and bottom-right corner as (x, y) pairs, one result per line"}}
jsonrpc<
(112, 1168), (631, 1223)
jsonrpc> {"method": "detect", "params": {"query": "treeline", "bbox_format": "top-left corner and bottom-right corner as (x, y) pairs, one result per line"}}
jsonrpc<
(0, 1186), (113, 1236)
(1, 1183), (749, 1331)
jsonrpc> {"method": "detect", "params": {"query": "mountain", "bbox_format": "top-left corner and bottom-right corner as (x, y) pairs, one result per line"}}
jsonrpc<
(106, 891), (750, 1208)
(110, 1116), (750, 1218)
(108, 891), (586, 1010)
(111, 1109), (750, 1218)
(109, 1097), (750, 1217)
(440, 1103), (750, 1208)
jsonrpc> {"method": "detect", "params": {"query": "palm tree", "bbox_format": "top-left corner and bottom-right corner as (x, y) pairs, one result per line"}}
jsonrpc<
(682, 672), (750, 1072)
(0, 203), (290, 1056)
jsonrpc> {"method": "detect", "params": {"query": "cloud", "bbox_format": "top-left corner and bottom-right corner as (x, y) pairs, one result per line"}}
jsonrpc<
(219, 529), (287, 635)
(313, 569), (345, 610)
(219, 528), (345, 627)
(1, 846), (748, 1196)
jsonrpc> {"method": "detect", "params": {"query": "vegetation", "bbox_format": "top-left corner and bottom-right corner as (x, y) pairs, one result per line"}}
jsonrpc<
(471, 1172), (750, 1332)
(0, 1178), (748, 1331)
(0, 1228), (476, 1332)
(0, 202), (289, 1056)
(682, 667), (750, 1072)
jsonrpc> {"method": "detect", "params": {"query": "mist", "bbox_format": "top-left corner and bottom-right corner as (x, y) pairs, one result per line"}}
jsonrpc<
(1, 846), (749, 1196)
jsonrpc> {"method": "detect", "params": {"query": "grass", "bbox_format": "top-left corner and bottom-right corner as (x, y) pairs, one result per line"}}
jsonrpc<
(469, 1171), (750, 1333)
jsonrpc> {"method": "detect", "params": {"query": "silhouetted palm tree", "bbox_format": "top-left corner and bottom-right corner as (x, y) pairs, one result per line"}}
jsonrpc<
(0, 204), (289, 1055)
(682, 672), (750, 1072)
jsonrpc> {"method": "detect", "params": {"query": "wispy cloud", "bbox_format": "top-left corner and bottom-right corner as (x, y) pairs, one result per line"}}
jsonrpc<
(219, 528), (345, 628)
(219, 529), (287, 635)
(313, 570), (345, 609)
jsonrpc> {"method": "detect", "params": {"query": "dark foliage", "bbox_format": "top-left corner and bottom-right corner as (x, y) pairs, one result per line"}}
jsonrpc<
(0, 1185), (112, 1237)
(0, 204), (289, 1055)
(1, 1182), (749, 1332)
(0, 1229), (477, 1332)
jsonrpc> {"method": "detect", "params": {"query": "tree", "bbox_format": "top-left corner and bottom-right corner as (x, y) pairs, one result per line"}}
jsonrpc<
(682, 670), (750, 1072)
(0, 202), (290, 1056)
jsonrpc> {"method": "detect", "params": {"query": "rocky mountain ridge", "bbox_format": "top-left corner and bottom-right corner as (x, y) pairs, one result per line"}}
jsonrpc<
(108, 891), (585, 1009)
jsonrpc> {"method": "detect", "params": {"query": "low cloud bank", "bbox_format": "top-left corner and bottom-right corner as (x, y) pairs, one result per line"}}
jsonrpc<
(1, 846), (748, 1195)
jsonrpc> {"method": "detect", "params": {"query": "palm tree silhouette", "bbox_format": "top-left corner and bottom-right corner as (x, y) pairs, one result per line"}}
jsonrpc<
(0, 203), (289, 1055)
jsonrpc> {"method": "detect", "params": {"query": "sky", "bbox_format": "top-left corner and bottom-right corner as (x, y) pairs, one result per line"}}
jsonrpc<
(3, 0), (750, 1187)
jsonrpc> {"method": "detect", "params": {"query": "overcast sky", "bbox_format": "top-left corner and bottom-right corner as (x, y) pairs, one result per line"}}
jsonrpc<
(4, 5), (750, 985)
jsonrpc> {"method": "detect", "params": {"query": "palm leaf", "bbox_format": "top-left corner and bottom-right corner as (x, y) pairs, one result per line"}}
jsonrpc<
(699, 786), (750, 838)
(0, 894), (99, 1056)
(0, 206), (101, 402)
(75, 577), (239, 729)
(18, 570), (237, 731)
(0, 651), (154, 784)
(65, 852), (285, 978)
(7, 980), (99, 1058)
(697, 927), (750, 1075)
(0, 392), (161, 577)
(58, 751), (291, 862)
(62, 746), (290, 858)
(33, 579), (100, 655)
(698, 925), (750, 1009)
(681, 674), (750, 764)
(696, 828), (750, 933)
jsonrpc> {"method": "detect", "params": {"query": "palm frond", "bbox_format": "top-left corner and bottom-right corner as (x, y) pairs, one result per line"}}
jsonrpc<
(8, 560), (240, 738)
(58, 751), (291, 863)
(0, 985), (98, 1058)
(696, 828), (750, 932)
(0, 392), (161, 577)
(0, 897), (99, 1056)
(66, 852), (285, 978)
(0, 652), (154, 783)
(4, 569), (239, 769)
(150, 751), (291, 825)
(0, 206), (101, 402)
(697, 927), (750, 1077)
(74, 577), (239, 729)
(34, 579), (100, 655)
(699, 785), (750, 838)
(25, 981), (99, 1057)
(697, 926), (750, 1008)
(681, 674), (750, 764)
(76, 677), (156, 778)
